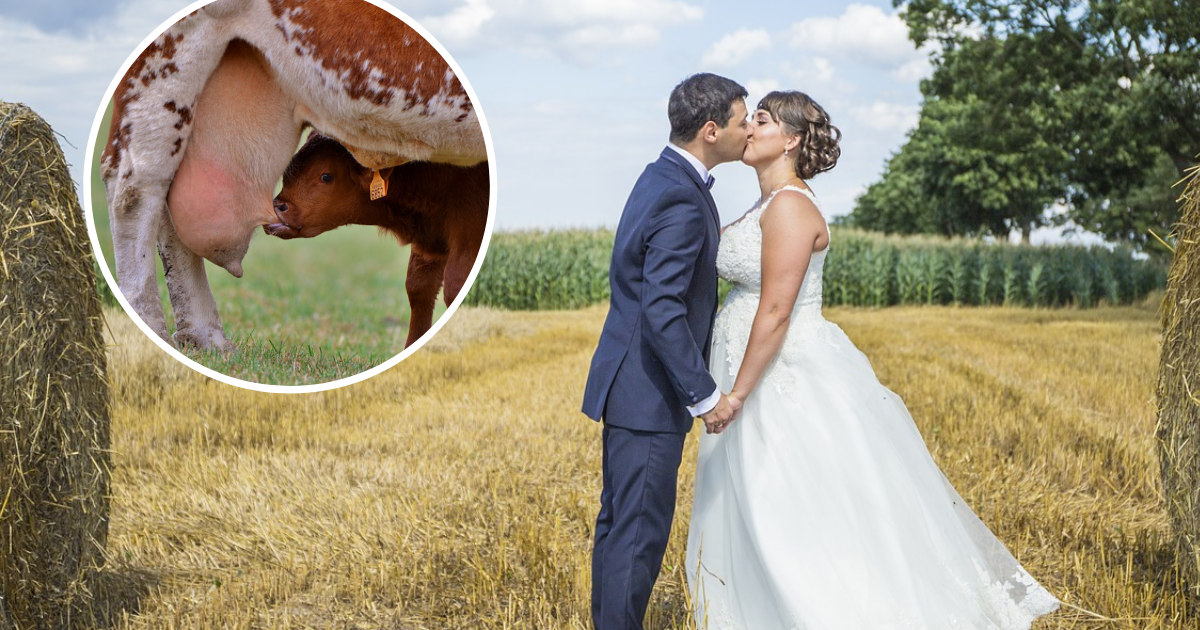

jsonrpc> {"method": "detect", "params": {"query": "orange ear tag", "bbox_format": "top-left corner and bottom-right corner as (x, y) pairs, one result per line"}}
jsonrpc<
(370, 169), (388, 200)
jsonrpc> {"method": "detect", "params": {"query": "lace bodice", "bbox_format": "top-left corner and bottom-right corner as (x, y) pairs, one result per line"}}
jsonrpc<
(717, 185), (827, 306)
(713, 185), (848, 386)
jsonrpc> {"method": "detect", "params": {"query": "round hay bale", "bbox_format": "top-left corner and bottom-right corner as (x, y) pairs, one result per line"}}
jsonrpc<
(0, 103), (111, 628)
(1158, 163), (1200, 592)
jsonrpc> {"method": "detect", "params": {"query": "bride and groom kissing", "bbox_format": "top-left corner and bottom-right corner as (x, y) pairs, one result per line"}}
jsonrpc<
(580, 73), (1061, 630)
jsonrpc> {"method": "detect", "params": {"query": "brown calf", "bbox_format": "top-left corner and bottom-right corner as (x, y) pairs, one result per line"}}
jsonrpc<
(268, 135), (489, 348)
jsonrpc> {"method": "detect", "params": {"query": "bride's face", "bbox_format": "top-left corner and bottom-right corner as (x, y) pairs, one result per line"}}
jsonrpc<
(743, 109), (797, 167)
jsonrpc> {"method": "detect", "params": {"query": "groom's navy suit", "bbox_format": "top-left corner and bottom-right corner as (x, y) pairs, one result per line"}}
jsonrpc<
(582, 147), (721, 630)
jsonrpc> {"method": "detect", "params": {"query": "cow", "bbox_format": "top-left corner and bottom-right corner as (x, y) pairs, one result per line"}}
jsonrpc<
(268, 134), (488, 348)
(100, 0), (486, 351)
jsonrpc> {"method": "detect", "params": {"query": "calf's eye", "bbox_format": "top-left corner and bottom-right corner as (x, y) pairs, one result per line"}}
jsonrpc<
(320, 173), (333, 183)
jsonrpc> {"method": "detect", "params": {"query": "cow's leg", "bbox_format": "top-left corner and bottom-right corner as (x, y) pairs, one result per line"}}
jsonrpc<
(157, 216), (234, 351)
(101, 17), (248, 349)
(404, 248), (446, 348)
(107, 178), (172, 343)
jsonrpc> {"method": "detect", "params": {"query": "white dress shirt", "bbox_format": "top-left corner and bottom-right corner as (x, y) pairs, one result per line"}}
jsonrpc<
(666, 143), (711, 187)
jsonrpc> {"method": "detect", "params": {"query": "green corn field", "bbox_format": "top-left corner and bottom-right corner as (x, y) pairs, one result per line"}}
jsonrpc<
(824, 229), (1166, 308)
(466, 228), (1166, 311)
(466, 229), (614, 310)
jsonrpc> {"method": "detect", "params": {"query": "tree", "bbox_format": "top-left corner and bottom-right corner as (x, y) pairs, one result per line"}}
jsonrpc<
(850, 0), (1199, 249)
(1065, 149), (1184, 255)
(854, 32), (1073, 240)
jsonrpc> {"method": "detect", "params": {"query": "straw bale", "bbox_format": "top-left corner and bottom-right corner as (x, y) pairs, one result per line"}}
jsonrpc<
(1157, 163), (1200, 592)
(0, 103), (110, 628)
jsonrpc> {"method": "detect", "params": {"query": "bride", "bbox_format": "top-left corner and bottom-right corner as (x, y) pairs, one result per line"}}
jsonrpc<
(684, 91), (1061, 629)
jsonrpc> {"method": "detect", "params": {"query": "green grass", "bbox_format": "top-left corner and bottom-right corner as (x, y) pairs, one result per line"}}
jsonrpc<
(89, 103), (445, 386)
(180, 330), (383, 384)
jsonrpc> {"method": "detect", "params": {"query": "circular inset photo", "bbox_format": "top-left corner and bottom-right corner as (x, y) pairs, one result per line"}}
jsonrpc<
(84, 0), (495, 391)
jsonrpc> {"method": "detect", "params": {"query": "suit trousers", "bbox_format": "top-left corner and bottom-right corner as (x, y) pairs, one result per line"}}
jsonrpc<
(592, 423), (688, 630)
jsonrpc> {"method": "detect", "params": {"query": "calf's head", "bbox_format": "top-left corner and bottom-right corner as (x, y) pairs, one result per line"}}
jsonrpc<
(268, 135), (384, 239)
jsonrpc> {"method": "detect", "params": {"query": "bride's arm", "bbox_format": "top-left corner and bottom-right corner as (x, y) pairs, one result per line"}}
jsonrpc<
(729, 191), (827, 403)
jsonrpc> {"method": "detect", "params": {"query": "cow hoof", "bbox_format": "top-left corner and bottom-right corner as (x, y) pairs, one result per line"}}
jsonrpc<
(173, 330), (236, 353)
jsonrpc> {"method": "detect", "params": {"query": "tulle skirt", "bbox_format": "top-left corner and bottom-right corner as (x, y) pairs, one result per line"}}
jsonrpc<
(685, 297), (1059, 630)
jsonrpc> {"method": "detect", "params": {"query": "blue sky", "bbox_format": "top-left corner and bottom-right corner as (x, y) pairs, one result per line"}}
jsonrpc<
(0, 0), (938, 231)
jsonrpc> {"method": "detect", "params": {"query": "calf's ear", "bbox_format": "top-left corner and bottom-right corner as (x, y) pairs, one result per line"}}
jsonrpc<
(356, 166), (395, 193)
(355, 166), (374, 191)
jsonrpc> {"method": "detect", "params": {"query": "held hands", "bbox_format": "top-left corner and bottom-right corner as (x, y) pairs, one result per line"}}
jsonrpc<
(701, 393), (744, 434)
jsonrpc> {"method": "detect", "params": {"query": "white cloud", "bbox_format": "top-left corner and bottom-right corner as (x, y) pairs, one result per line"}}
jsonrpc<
(892, 57), (932, 82)
(849, 101), (920, 132)
(531, 99), (573, 115)
(420, 0), (494, 43)
(809, 57), (835, 84)
(0, 0), (186, 169)
(745, 78), (782, 106)
(787, 4), (930, 73)
(409, 0), (704, 62)
(540, 0), (703, 23)
(0, 0), (126, 36)
(701, 28), (771, 68)
(569, 22), (660, 48)
(778, 57), (853, 102)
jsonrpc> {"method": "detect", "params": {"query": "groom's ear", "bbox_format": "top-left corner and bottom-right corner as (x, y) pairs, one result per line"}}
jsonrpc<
(700, 120), (720, 144)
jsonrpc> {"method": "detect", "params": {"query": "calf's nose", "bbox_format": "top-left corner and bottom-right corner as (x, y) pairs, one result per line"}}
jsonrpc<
(273, 200), (289, 213)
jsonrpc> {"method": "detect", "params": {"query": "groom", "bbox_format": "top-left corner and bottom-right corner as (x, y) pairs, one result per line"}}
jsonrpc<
(581, 73), (750, 630)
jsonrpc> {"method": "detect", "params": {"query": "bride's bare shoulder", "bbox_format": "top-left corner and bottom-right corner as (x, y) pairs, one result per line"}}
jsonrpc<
(759, 188), (829, 252)
(759, 189), (821, 224)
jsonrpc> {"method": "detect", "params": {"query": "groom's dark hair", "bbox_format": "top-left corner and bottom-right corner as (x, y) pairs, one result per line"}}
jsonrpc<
(668, 73), (748, 143)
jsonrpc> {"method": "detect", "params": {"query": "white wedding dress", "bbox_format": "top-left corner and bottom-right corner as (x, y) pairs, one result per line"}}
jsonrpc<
(685, 186), (1060, 630)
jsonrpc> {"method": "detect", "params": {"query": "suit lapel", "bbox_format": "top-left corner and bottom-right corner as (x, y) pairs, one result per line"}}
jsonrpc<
(659, 149), (720, 233)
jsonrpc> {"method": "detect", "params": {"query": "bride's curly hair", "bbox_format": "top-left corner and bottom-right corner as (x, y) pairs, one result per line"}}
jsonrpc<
(758, 91), (841, 179)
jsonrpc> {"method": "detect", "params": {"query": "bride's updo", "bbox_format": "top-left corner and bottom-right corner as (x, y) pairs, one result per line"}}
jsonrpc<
(758, 91), (841, 179)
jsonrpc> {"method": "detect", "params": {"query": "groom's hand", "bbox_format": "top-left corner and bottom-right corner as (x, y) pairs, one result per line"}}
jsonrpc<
(701, 394), (738, 434)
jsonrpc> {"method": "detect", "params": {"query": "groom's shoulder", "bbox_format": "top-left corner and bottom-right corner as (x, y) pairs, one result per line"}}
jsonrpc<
(644, 153), (690, 182)
(633, 157), (698, 198)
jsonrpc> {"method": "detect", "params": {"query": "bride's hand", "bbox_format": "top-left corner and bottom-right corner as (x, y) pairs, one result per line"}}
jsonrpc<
(712, 394), (744, 434)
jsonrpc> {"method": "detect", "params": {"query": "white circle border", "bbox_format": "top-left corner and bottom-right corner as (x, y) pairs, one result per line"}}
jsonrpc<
(83, 0), (498, 395)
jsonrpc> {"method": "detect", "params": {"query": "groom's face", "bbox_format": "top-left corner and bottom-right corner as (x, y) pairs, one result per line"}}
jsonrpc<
(712, 99), (750, 164)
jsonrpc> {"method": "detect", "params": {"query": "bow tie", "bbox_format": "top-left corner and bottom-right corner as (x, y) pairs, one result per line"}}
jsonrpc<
(705, 174), (715, 190)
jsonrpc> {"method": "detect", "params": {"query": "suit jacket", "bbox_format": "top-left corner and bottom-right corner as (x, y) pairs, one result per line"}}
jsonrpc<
(581, 148), (721, 434)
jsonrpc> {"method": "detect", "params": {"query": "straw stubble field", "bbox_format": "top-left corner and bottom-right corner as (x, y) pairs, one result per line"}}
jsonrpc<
(95, 301), (1191, 629)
